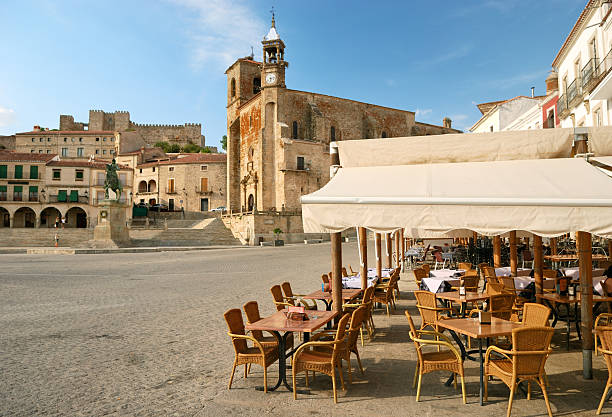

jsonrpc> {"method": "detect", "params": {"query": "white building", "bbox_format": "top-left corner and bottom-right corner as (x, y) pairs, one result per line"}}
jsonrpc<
(470, 95), (545, 133)
(554, 0), (612, 128)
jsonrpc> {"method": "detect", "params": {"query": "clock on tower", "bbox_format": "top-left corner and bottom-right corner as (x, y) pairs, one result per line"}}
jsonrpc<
(261, 12), (287, 88)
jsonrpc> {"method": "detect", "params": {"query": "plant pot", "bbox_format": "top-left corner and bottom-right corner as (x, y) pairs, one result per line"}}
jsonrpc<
(274, 240), (284, 246)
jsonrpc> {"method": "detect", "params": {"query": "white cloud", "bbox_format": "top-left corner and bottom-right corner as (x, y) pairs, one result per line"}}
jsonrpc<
(415, 108), (432, 119)
(169, 0), (267, 69)
(0, 107), (16, 127)
(450, 114), (468, 122)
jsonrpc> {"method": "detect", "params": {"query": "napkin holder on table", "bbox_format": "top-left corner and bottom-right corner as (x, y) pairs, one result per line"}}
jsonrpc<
(478, 311), (491, 324)
(286, 306), (309, 321)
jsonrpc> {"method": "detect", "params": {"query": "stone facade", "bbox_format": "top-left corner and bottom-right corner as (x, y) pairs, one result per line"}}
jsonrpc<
(134, 153), (226, 213)
(225, 17), (460, 244)
(14, 129), (116, 159)
(0, 151), (132, 229)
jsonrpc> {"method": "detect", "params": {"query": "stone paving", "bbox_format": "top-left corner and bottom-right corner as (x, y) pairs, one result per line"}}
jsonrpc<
(0, 243), (610, 416)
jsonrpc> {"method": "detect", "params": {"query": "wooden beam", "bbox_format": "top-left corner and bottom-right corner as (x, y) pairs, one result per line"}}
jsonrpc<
(509, 231), (518, 276)
(331, 232), (343, 316)
(358, 227), (368, 290)
(472, 232), (478, 245)
(551, 237), (558, 256)
(375, 233), (382, 279)
(385, 233), (392, 269)
(534, 234), (543, 296)
(578, 231), (594, 379)
(493, 235), (502, 268)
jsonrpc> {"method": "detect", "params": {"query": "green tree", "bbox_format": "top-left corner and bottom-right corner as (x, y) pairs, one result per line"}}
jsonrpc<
(221, 135), (227, 151)
(154, 141), (170, 152)
(201, 146), (213, 153)
(169, 143), (181, 153)
(181, 143), (200, 153)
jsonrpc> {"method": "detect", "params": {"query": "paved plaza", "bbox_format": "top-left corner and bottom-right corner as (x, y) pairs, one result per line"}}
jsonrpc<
(1, 243), (611, 416)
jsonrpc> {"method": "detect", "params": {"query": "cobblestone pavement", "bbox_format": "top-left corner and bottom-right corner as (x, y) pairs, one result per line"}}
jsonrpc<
(0, 243), (609, 416)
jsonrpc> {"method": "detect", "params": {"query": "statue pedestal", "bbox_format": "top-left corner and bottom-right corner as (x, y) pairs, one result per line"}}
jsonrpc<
(92, 200), (130, 248)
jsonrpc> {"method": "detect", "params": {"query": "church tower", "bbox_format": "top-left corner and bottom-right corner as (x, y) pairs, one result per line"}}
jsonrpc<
(261, 12), (287, 89)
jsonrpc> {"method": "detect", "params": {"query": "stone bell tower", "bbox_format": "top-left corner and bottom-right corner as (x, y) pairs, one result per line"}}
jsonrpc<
(261, 12), (287, 90)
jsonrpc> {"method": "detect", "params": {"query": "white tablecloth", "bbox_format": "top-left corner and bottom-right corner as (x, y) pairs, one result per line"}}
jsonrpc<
(342, 275), (378, 289)
(429, 269), (465, 279)
(495, 267), (531, 277)
(594, 276), (608, 295)
(366, 268), (392, 278)
(422, 277), (459, 293)
(562, 267), (605, 280)
(513, 277), (555, 290)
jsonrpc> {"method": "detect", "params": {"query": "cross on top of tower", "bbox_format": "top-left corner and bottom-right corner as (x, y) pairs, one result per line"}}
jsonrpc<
(264, 7), (280, 41)
(270, 6), (275, 28)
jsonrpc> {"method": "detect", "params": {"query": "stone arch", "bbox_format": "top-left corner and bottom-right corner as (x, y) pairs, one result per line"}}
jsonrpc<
(148, 179), (157, 192)
(40, 206), (62, 228)
(247, 194), (254, 211)
(138, 180), (147, 193)
(0, 206), (9, 227)
(14, 207), (36, 228)
(65, 206), (88, 228)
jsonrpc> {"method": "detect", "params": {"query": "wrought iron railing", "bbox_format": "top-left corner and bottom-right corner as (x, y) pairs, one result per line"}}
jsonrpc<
(557, 94), (568, 117)
(567, 77), (582, 106)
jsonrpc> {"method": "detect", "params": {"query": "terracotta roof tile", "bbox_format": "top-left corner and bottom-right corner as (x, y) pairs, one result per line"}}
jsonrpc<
(47, 160), (132, 170)
(15, 130), (114, 135)
(136, 153), (226, 168)
(0, 151), (58, 162)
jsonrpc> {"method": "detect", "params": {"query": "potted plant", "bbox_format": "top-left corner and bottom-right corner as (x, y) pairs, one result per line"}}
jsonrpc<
(273, 228), (284, 246)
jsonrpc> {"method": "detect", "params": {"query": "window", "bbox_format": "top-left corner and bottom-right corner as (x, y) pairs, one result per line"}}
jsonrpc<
(38, 150), (43, 153)
(111, 137), (114, 142)
(200, 177), (208, 192)
(46, 150), (50, 154)
(200, 165), (208, 171)
(103, 137), (107, 141)
(381, 131), (387, 138)
(14, 165), (23, 179)
(249, 115), (252, 127)
(31, 150), (34, 153)
(169, 166), (174, 172)
(52, 169), (61, 180)
(297, 156), (305, 170)
(168, 178), (175, 193)
(490, 126), (494, 132)
(110, 149), (114, 154)
(61, 148), (68, 157)
(58, 189), (67, 202)
(76, 169), (84, 180)
(95, 150), (99, 154)
(30, 165), (38, 179)
(119, 173), (127, 187)
(330, 126), (336, 142)
(39, 138), (43, 142)
(152, 167), (156, 172)
(231, 78), (236, 97)
(292, 121), (298, 139)
(546, 109), (555, 129)
(31, 138), (35, 142)
(96, 171), (104, 186)
(253, 77), (261, 94)
(139, 168), (142, 173)
(64, 138), (67, 142)
(0, 165), (6, 178)
(13, 186), (22, 201)
(69, 190), (78, 202)
(79, 137), (83, 142)
(47, 137), (51, 142)
(77, 148), (84, 157)
(71, 137), (75, 142)
(595, 108), (602, 126)
(0, 185), (6, 201)
(96, 137), (100, 142)
(102, 150), (106, 154)
(29, 186), (38, 202)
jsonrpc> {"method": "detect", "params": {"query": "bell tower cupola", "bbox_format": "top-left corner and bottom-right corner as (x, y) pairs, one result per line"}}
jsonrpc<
(262, 11), (287, 88)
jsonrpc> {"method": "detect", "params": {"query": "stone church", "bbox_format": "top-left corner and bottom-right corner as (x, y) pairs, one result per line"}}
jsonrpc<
(224, 16), (460, 245)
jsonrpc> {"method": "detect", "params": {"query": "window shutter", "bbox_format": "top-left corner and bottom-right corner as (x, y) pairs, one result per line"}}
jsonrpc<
(58, 190), (67, 202)
(13, 186), (22, 192)
(200, 177), (208, 192)
(0, 185), (7, 192)
(69, 190), (78, 202)
(29, 186), (38, 193)
(14, 165), (23, 179)
(30, 165), (38, 179)
(0, 165), (7, 178)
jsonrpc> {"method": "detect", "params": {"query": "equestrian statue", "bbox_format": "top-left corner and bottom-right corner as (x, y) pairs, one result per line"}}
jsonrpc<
(104, 159), (122, 201)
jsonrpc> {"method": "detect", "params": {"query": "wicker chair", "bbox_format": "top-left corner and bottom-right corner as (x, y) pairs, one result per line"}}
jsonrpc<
(486, 282), (505, 296)
(281, 282), (317, 309)
(596, 326), (612, 414)
(224, 308), (279, 392)
(341, 267), (349, 277)
(595, 314), (612, 355)
(405, 311), (466, 404)
(292, 313), (351, 403)
(378, 267), (401, 301)
(414, 268), (428, 289)
(414, 290), (453, 331)
(458, 262), (472, 271)
(343, 285), (376, 345)
(270, 285), (292, 311)
(521, 303), (551, 327)
(349, 265), (358, 275)
(484, 326), (554, 417)
(373, 274), (399, 316)
(421, 263), (431, 276)
(243, 300), (294, 351)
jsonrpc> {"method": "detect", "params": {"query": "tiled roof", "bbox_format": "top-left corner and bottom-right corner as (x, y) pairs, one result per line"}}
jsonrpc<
(47, 160), (133, 170)
(16, 130), (114, 135)
(0, 151), (58, 162)
(136, 153), (226, 168)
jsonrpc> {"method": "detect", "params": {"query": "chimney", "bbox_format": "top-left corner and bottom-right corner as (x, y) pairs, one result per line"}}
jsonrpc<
(443, 117), (452, 129)
(33, 125), (41, 131)
(545, 70), (559, 95)
(531, 87), (535, 98)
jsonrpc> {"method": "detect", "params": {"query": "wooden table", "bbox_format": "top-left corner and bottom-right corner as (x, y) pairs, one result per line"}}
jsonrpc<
(302, 289), (362, 310)
(545, 254), (608, 268)
(436, 317), (522, 405)
(536, 293), (612, 350)
(436, 291), (489, 317)
(245, 309), (337, 392)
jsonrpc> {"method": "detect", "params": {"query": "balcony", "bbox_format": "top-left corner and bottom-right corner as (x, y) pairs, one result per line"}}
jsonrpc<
(567, 77), (582, 107)
(196, 186), (213, 195)
(557, 94), (568, 119)
(48, 195), (90, 204)
(165, 187), (177, 194)
(582, 58), (598, 93)
(590, 48), (612, 100)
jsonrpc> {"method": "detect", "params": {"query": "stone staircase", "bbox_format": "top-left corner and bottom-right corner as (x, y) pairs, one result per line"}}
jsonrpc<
(130, 218), (241, 246)
(0, 229), (94, 247)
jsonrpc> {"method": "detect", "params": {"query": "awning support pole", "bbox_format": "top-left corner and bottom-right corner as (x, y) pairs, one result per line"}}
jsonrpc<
(534, 234), (543, 297)
(395, 230), (401, 269)
(493, 235), (502, 268)
(510, 231), (518, 276)
(578, 231), (594, 379)
(376, 233), (382, 279)
(385, 233), (392, 269)
(400, 228), (405, 272)
(358, 227), (368, 290)
(331, 232), (343, 319)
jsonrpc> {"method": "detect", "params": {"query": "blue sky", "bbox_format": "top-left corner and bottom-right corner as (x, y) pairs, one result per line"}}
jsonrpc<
(0, 0), (587, 149)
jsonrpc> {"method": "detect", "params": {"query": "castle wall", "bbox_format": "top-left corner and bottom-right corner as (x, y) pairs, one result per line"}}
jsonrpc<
(59, 115), (85, 131)
(129, 123), (203, 147)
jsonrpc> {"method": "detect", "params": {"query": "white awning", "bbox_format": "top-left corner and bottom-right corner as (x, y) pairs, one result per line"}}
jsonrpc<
(301, 158), (612, 238)
(337, 128), (574, 168)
